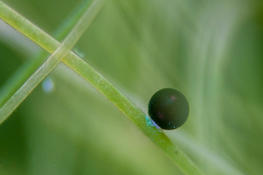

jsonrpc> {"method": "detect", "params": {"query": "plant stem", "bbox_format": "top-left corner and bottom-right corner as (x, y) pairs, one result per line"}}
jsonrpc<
(0, 1), (203, 174)
(0, 0), (92, 107)
(0, 0), (104, 121)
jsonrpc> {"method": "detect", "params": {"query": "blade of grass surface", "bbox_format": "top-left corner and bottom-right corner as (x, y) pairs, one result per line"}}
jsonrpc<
(0, 2), (203, 175)
(0, 0), (104, 122)
(0, 0), (92, 107)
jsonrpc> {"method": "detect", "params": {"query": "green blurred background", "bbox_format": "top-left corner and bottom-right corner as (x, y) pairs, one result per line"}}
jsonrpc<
(0, 0), (263, 174)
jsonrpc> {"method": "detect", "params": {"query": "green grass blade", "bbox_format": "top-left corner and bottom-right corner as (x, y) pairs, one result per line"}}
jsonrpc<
(0, 0), (92, 107)
(0, 1), (203, 174)
(0, 0), (104, 122)
(63, 55), (204, 175)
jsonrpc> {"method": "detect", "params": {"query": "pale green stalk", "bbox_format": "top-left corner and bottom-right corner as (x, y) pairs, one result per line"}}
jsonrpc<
(0, 0), (92, 107)
(0, 1), (203, 174)
(0, 0), (104, 122)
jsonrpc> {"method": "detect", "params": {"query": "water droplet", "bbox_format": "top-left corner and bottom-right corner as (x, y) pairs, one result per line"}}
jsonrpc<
(42, 77), (55, 93)
(145, 115), (160, 129)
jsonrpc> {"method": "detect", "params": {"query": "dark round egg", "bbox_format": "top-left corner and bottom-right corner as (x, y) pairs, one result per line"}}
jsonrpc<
(148, 88), (189, 130)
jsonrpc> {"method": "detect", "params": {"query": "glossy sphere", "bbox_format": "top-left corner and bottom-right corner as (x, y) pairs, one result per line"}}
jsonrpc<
(148, 88), (189, 130)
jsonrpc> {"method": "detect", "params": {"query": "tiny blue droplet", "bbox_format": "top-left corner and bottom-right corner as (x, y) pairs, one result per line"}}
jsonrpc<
(42, 77), (54, 93)
(145, 115), (161, 130)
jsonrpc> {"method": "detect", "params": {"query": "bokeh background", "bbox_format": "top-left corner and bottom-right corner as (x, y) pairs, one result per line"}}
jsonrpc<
(0, 0), (263, 175)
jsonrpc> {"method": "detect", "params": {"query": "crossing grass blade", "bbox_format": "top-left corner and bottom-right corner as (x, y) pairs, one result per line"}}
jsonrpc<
(0, 1), (203, 174)
(0, 0), (104, 123)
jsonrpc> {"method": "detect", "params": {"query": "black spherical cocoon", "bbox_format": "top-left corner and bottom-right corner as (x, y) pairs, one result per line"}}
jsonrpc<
(148, 88), (189, 130)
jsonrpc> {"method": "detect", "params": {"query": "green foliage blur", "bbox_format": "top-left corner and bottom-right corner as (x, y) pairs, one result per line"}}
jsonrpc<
(1, 0), (263, 175)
